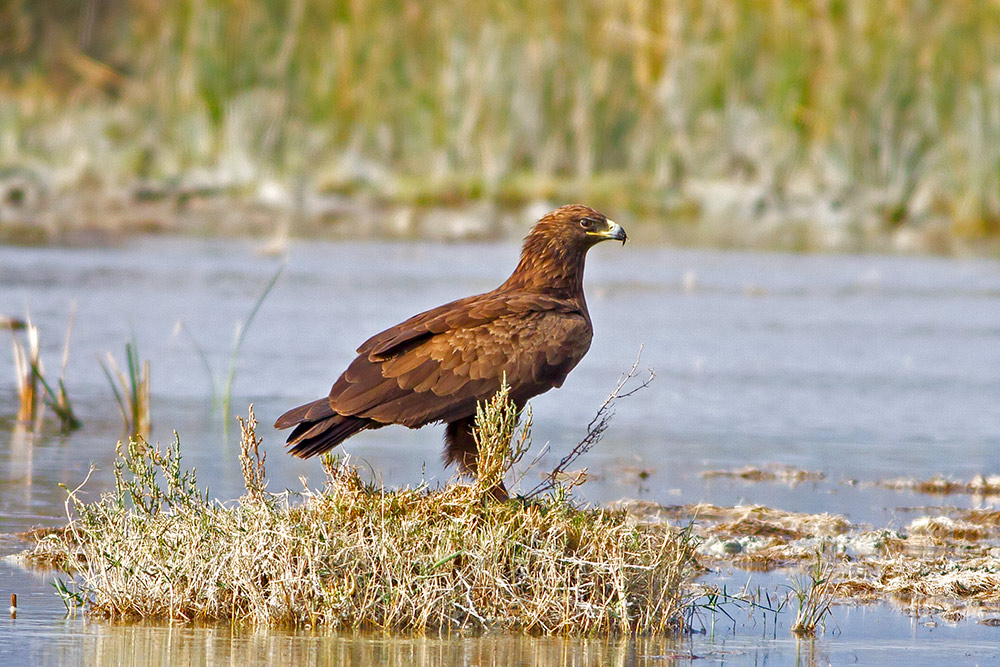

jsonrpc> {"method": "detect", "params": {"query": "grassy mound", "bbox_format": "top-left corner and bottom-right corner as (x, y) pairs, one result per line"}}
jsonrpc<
(25, 386), (695, 633)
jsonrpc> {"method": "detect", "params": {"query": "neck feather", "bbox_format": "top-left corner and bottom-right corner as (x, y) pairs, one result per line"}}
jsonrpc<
(501, 231), (588, 296)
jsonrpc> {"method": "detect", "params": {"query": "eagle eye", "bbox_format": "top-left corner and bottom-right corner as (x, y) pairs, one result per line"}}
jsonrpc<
(579, 217), (595, 230)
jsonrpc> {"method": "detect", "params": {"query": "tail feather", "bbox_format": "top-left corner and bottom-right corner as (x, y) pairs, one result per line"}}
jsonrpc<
(275, 397), (380, 459)
(274, 397), (334, 429)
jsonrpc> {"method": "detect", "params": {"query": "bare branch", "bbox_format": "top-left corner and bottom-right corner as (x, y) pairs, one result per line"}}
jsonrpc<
(526, 346), (653, 499)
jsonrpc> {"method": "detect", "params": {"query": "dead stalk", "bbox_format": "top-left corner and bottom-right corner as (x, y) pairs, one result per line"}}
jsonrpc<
(10, 309), (80, 431)
(526, 347), (653, 498)
(11, 320), (40, 423)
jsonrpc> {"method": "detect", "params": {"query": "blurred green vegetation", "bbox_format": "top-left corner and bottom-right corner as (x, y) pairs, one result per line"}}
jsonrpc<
(1, 0), (999, 250)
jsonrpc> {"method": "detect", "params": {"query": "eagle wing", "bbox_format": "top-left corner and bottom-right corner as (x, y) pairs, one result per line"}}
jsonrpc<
(327, 291), (593, 428)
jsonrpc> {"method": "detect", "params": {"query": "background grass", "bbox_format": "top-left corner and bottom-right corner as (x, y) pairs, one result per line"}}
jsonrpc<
(2, 1), (999, 251)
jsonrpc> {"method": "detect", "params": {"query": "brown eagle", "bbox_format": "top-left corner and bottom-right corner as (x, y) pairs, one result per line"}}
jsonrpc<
(275, 204), (626, 484)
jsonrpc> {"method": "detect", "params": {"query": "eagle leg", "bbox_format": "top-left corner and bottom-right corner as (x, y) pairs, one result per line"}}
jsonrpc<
(444, 416), (508, 501)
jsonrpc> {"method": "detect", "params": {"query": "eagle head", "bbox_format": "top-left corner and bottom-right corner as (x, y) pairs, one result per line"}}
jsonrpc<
(537, 204), (627, 250)
(506, 204), (627, 293)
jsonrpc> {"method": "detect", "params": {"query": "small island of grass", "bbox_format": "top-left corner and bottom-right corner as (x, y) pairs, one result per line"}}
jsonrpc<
(23, 386), (696, 634)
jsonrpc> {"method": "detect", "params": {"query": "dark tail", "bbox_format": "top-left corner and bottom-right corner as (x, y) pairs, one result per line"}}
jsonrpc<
(274, 398), (377, 459)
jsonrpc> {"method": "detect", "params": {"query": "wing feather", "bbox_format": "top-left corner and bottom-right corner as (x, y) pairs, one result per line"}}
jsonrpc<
(360, 291), (580, 360)
(326, 299), (592, 430)
(395, 358), (441, 391)
(412, 366), (446, 393)
(381, 350), (433, 377)
(431, 370), (472, 397)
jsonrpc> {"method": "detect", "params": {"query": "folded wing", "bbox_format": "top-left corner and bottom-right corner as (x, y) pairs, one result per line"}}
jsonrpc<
(277, 290), (593, 458)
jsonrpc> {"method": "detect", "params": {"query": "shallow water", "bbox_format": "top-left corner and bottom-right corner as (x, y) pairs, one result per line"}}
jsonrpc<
(1, 236), (999, 663)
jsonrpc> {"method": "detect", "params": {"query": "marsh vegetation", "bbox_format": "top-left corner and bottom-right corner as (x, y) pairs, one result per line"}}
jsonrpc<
(3, 2), (1000, 252)
(25, 393), (696, 633)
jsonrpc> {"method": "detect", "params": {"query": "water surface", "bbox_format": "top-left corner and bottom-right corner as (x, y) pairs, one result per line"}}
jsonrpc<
(2, 236), (999, 664)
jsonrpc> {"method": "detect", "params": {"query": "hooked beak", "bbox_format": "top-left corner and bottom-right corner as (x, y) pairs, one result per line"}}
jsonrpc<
(589, 219), (627, 245)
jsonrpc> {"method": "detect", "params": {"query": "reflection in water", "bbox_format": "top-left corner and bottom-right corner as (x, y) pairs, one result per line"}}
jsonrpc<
(48, 626), (698, 667)
(7, 422), (33, 486)
(4, 421), (34, 518)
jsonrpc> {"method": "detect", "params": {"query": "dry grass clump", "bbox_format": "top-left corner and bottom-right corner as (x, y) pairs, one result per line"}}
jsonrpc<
(9, 310), (81, 432)
(10, 320), (39, 423)
(613, 501), (850, 541)
(712, 509), (848, 542)
(906, 516), (991, 542)
(831, 551), (1000, 619)
(955, 509), (1000, 527)
(829, 578), (882, 601)
(877, 475), (1000, 497)
(789, 557), (836, 637)
(701, 465), (825, 486)
(875, 556), (1000, 604)
(24, 390), (695, 633)
(615, 497), (1000, 622)
(612, 501), (864, 574)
